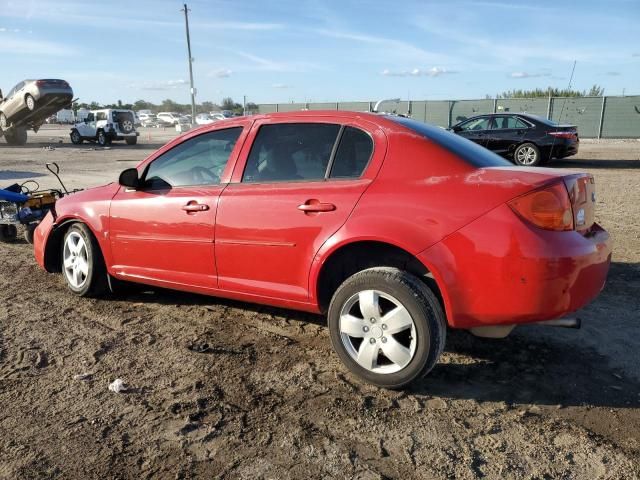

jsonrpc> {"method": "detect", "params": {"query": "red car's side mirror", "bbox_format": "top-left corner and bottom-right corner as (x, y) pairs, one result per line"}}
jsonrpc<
(119, 168), (139, 189)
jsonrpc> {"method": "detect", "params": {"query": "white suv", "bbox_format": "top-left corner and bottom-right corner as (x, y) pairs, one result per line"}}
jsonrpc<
(70, 109), (140, 146)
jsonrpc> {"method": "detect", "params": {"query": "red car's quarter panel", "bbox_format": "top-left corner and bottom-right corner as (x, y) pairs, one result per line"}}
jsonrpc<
(418, 203), (612, 328)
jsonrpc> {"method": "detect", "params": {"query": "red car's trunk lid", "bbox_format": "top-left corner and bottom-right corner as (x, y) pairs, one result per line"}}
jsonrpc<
(477, 167), (595, 231)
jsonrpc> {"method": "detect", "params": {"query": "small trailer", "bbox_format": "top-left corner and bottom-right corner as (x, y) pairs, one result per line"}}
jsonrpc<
(0, 163), (73, 243)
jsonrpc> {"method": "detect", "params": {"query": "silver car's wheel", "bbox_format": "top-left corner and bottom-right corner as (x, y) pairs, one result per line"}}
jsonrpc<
(339, 290), (417, 374)
(25, 94), (36, 111)
(63, 231), (89, 289)
(0, 113), (7, 129)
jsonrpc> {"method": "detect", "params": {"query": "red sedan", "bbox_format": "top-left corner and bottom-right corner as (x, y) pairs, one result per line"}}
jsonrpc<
(34, 111), (612, 388)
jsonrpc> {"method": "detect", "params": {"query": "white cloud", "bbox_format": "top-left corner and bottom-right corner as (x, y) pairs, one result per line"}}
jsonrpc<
(382, 67), (456, 77)
(632, 53), (640, 57)
(510, 71), (551, 79)
(208, 68), (232, 78)
(132, 79), (188, 91)
(0, 35), (77, 57)
(272, 83), (292, 89)
(315, 28), (450, 64)
(606, 71), (621, 76)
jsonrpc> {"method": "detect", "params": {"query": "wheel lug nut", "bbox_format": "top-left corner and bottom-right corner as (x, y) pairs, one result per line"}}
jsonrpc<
(363, 326), (369, 333)
(369, 338), (376, 344)
(370, 318), (376, 324)
(381, 337), (387, 343)
(381, 324), (387, 330)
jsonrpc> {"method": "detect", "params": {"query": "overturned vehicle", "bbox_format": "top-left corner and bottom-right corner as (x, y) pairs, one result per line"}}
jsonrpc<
(0, 79), (73, 145)
(70, 109), (139, 146)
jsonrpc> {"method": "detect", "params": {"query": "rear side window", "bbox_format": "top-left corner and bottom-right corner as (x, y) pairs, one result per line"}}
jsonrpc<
(242, 123), (340, 182)
(493, 116), (529, 129)
(330, 126), (373, 178)
(388, 116), (511, 168)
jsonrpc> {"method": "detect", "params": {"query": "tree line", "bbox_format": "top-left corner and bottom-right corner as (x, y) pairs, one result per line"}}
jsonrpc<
(494, 85), (605, 99)
(72, 97), (259, 114)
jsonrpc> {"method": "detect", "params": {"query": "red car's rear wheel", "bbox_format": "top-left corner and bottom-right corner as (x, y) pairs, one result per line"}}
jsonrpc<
(328, 267), (446, 389)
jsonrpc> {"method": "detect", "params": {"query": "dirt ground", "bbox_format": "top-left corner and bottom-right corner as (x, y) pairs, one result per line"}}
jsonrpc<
(1, 126), (639, 479)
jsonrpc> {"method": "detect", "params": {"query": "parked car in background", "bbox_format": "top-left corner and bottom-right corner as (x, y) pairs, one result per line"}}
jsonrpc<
(209, 112), (229, 121)
(34, 111), (610, 388)
(450, 113), (579, 166)
(138, 112), (159, 128)
(156, 112), (183, 126)
(0, 78), (73, 145)
(195, 113), (216, 125)
(70, 109), (139, 146)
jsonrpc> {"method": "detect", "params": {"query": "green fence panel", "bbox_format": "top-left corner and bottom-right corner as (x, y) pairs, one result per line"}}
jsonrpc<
(255, 96), (636, 138)
(551, 97), (602, 138)
(276, 103), (307, 112)
(410, 101), (428, 123)
(450, 99), (494, 125)
(307, 102), (338, 111)
(424, 101), (450, 127)
(495, 98), (548, 117)
(258, 104), (278, 114)
(338, 101), (371, 112)
(601, 96), (640, 138)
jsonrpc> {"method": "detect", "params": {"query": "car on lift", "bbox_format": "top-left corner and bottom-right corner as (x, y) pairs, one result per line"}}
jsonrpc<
(0, 79), (73, 145)
(70, 109), (139, 146)
(34, 111), (610, 388)
(450, 113), (579, 166)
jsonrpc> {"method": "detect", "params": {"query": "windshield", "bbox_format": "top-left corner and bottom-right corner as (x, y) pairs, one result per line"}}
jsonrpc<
(387, 116), (511, 168)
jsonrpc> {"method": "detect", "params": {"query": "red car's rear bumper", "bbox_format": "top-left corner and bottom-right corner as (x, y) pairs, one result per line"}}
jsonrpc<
(419, 203), (612, 329)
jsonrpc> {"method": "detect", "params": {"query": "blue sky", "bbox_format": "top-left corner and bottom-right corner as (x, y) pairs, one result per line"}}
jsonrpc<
(0, 0), (638, 105)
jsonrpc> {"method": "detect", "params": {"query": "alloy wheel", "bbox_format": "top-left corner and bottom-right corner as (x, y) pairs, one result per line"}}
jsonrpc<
(63, 231), (89, 289)
(339, 289), (417, 374)
(516, 146), (537, 165)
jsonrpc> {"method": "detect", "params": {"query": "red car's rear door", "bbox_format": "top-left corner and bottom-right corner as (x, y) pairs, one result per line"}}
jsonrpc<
(109, 126), (245, 288)
(215, 118), (385, 302)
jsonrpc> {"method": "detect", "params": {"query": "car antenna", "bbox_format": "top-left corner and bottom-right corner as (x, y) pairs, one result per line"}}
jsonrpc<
(46, 162), (69, 194)
(548, 60), (577, 158)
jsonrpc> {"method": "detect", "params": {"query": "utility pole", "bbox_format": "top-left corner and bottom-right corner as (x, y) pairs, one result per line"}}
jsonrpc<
(181, 4), (196, 126)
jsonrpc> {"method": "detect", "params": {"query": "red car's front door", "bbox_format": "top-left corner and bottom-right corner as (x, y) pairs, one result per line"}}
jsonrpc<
(215, 119), (384, 303)
(109, 127), (245, 289)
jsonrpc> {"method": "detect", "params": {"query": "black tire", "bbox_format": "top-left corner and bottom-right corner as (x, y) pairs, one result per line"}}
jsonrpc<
(24, 224), (37, 244)
(70, 129), (83, 145)
(328, 267), (446, 389)
(0, 224), (18, 242)
(4, 127), (27, 146)
(61, 223), (109, 297)
(25, 94), (36, 111)
(97, 130), (110, 146)
(125, 137), (138, 145)
(513, 142), (541, 166)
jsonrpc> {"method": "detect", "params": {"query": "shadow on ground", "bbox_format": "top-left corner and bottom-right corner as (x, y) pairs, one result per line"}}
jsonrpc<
(551, 158), (640, 169)
(107, 262), (640, 410)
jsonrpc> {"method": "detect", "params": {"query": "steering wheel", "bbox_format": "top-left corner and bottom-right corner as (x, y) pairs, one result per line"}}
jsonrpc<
(190, 166), (218, 184)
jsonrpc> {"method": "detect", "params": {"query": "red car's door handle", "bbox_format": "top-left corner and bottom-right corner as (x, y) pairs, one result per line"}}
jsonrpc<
(182, 203), (210, 212)
(298, 201), (336, 213)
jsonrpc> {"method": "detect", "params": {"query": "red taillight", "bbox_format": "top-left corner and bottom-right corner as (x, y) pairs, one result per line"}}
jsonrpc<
(509, 182), (574, 231)
(548, 131), (576, 139)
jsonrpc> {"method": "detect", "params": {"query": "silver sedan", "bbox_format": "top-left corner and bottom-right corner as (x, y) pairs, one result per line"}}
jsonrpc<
(0, 79), (73, 131)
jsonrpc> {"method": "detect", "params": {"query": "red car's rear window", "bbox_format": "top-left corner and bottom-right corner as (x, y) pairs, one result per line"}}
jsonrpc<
(388, 116), (512, 168)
